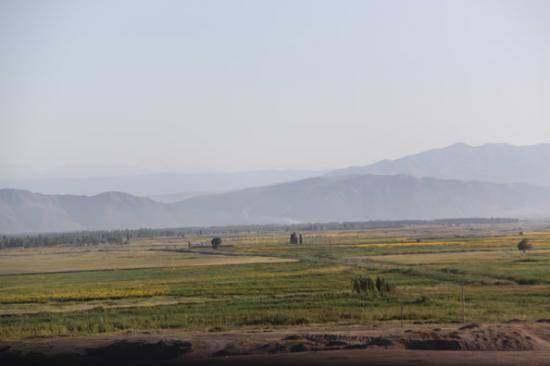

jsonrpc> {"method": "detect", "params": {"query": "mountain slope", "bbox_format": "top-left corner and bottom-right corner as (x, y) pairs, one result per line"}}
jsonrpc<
(173, 174), (550, 226)
(3, 174), (550, 233)
(0, 170), (325, 197)
(0, 189), (181, 233)
(329, 143), (550, 186)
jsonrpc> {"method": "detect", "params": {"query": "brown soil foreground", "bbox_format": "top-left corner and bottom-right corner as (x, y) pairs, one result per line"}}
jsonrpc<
(2, 323), (550, 365)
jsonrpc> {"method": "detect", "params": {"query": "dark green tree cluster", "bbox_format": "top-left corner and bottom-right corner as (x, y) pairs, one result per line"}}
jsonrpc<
(211, 237), (222, 249)
(351, 275), (395, 298)
(0, 231), (129, 249)
(289, 232), (303, 244)
(517, 238), (533, 254)
(289, 232), (298, 244)
(0, 228), (191, 250)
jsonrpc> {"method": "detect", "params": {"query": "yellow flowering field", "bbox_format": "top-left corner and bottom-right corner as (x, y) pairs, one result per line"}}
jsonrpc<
(0, 287), (169, 304)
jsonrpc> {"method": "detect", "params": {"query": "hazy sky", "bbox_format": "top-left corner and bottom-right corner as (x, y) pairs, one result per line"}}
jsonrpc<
(1, 0), (549, 179)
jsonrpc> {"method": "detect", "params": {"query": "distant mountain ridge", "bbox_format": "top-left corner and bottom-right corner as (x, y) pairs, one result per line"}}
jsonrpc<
(0, 190), (181, 233)
(4, 142), (550, 233)
(148, 191), (217, 203)
(0, 170), (325, 197)
(172, 174), (550, 226)
(329, 143), (550, 186)
(3, 173), (550, 233)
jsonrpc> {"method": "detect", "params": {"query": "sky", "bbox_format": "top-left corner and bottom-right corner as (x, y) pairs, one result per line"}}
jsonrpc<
(1, 0), (550, 179)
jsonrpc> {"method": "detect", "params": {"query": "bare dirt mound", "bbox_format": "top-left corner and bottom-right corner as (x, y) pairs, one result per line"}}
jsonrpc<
(85, 339), (191, 362)
(201, 323), (549, 358)
(0, 339), (191, 366)
(1, 324), (550, 365)
(402, 324), (546, 351)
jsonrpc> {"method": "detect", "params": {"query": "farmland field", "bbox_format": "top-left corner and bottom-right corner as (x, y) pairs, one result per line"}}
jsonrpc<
(2, 223), (550, 343)
(0, 246), (294, 275)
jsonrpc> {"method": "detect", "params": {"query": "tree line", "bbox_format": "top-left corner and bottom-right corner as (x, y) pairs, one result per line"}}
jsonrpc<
(0, 217), (518, 250)
(0, 228), (182, 250)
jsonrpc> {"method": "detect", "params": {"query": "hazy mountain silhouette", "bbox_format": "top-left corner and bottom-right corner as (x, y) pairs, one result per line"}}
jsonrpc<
(148, 191), (217, 203)
(329, 143), (550, 186)
(3, 174), (550, 233)
(0, 170), (325, 197)
(172, 174), (550, 226)
(0, 189), (181, 233)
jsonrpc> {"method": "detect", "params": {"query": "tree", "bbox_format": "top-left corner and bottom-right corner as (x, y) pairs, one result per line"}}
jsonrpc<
(211, 237), (222, 249)
(352, 276), (375, 295)
(289, 232), (298, 244)
(351, 275), (394, 299)
(517, 238), (533, 254)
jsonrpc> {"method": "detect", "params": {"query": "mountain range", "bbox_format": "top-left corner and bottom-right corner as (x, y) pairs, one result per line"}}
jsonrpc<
(171, 174), (550, 227)
(0, 190), (181, 233)
(0, 170), (324, 197)
(329, 143), (550, 186)
(2, 143), (550, 233)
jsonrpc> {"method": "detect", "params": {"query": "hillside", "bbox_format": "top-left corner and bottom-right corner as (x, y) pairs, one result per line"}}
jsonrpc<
(173, 174), (550, 226)
(329, 143), (550, 186)
(0, 170), (324, 197)
(3, 174), (550, 233)
(0, 190), (181, 233)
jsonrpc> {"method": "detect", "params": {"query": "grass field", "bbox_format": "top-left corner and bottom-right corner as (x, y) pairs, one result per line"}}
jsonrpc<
(2, 223), (550, 340)
(0, 246), (294, 275)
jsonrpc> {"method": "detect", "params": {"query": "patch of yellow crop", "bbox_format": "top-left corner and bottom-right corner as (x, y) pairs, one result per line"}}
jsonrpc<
(355, 241), (464, 248)
(280, 265), (350, 277)
(524, 232), (550, 238)
(369, 249), (550, 265)
(0, 287), (168, 304)
(355, 237), (550, 249)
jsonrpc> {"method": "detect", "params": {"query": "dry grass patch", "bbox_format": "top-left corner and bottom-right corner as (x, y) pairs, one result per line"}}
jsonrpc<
(369, 249), (550, 265)
(0, 248), (296, 275)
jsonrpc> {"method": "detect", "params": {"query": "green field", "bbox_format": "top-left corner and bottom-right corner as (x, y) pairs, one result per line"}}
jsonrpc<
(2, 225), (550, 340)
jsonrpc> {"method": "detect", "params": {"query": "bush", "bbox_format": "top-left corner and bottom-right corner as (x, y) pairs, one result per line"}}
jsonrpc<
(517, 239), (533, 254)
(211, 237), (222, 249)
(411, 295), (429, 304)
(351, 275), (395, 298)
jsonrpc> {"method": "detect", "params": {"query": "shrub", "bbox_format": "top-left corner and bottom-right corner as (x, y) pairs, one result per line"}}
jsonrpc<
(211, 237), (222, 249)
(411, 295), (429, 304)
(517, 239), (533, 254)
(351, 275), (395, 299)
